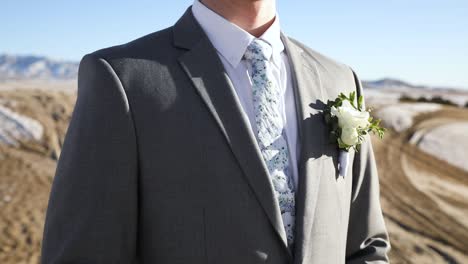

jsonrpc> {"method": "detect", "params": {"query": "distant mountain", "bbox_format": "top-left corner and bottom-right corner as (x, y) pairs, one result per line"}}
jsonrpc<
(363, 78), (424, 89)
(0, 54), (78, 80)
(363, 78), (462, 91)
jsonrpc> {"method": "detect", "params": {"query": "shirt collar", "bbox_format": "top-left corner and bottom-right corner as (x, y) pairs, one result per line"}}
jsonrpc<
(192, 0), (284, 68)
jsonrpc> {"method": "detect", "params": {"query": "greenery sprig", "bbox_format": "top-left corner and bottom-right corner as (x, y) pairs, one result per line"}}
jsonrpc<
(324, 92), (385, 152)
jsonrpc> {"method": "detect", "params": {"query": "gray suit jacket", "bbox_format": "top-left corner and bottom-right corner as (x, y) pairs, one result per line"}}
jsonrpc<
(41, 6), (390, 264)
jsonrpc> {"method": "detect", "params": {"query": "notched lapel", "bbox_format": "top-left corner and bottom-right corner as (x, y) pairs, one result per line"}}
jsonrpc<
(174, 8), (292, 255)
(281, 34), (339, 264)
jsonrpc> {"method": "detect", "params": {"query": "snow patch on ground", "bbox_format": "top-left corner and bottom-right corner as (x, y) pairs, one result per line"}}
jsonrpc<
(374, 103), (441, 132)
(0, 105), (43, 146)
(410, 122), (468, 172)
(364, 89), (401, 107)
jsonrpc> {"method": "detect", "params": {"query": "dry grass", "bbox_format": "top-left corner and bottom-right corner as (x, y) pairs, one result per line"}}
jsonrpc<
(0, 88), (75, 263)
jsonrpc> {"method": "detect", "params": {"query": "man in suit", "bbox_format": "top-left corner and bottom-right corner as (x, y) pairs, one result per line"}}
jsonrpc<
(41, 0), (390, 263)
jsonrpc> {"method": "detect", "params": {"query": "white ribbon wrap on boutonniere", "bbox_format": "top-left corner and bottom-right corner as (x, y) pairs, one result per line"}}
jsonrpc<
(324, 91), (386, 177)
(338, 150), (350, 177)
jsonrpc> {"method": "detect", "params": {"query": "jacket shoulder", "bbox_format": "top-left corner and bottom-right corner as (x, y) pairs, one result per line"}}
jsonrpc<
(85, 26), (175, 63)
(77, 26), (180, 91)
(286, 36), (362, 101)
(287, 36), (353, 75)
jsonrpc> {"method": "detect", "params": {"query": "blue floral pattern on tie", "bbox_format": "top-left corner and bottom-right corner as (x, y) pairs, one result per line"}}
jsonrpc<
(244, 39), (296, 247)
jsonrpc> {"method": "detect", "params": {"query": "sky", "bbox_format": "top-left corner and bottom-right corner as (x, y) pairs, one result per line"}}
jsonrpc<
(1, 0), (467, 88)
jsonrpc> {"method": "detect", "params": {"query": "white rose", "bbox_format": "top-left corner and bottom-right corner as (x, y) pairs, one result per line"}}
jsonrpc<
(330, 100), (370, 129)
(341, 126), (359, 146)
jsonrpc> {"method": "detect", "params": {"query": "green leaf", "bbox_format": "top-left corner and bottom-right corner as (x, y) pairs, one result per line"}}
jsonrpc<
(338, 93), (348, 103)
(337, 137), (347, 149)
(358, 95), (364, 111)
(355, 143), (361, 152)
(349, 91), (356, 104)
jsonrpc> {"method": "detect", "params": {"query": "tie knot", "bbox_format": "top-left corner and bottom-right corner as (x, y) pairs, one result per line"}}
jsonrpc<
(244, 39), (272, 62)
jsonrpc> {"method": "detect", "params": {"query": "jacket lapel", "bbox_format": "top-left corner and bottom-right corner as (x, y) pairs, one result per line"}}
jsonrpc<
(281, 34), (332, 263)
(173, 8), (292, 257)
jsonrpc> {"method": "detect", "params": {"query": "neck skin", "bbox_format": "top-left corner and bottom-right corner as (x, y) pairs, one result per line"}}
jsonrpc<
(200, 0), (277, 37)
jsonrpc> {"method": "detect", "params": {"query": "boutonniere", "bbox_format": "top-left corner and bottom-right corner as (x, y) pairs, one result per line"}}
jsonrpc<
(324, 91), (385, 152)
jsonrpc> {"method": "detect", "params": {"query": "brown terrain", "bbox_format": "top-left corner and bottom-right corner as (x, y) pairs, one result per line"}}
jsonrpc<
(373, 108), (468, 263)
(0, 83), (467, 263)
(0, 86), (75, 263)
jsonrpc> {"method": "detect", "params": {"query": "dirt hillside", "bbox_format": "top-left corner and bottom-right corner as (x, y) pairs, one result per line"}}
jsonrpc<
(0, 88), (75, 263)
(373, 107), (468, 263)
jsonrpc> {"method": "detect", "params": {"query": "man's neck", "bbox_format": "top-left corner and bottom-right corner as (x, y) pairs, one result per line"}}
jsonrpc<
(200, 0), (276, 37)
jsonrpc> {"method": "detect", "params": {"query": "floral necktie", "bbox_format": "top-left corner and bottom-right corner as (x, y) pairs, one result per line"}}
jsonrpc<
(244, 38), (296, 247)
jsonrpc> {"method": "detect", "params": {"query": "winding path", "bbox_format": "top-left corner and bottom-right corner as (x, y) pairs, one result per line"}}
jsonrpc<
(373, 107), (468, 263)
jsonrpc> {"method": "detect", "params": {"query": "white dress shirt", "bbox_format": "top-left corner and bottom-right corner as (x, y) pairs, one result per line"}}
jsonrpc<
(192, 0), (300, 190)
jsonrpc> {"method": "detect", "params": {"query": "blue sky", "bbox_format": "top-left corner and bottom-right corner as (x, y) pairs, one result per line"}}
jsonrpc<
(2, 0), (467, 88)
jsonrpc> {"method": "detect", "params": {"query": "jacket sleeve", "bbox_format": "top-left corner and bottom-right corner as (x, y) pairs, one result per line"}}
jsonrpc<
(41, 54), (139, 263)
(345, 69), (391, 263)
